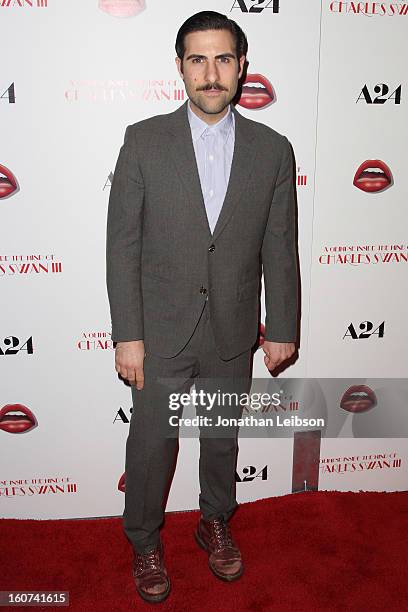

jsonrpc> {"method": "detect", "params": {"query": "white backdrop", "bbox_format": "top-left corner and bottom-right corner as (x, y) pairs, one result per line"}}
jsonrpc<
(1, 0), (407, 519)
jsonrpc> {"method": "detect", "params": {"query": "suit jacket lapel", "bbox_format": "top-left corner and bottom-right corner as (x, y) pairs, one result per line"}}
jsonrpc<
(211, 104), (256, 241)
(166, 100), (257, 242)
(166, 101), (212, 237)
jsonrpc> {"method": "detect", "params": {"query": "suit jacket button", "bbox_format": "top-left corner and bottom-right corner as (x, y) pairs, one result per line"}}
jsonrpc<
(208, 244), (215, 252)
(200, 286), (207, 294)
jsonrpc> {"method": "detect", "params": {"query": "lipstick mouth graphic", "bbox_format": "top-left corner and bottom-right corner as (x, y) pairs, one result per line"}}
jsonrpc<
(98, 0), (146, 18)
(0, 404), (37, 434)
(238, 73), (275, 110)
(0, 164), (18, 200)
(118, 472), (126, 492)
(340, 386), (377, 413)
(353, 159), (393, 193)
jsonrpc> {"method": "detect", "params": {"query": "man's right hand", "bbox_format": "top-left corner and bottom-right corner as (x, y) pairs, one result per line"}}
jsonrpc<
(115, 340), (145, 390)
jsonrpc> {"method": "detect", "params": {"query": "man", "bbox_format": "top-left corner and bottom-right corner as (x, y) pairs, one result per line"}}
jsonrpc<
(106, 10), (298, 604)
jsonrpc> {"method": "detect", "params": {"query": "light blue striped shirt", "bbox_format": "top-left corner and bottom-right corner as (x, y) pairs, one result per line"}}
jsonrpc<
(187, 101), (235, 235)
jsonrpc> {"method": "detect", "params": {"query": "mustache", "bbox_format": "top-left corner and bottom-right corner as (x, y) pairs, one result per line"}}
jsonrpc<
(197, 83), (228, 92)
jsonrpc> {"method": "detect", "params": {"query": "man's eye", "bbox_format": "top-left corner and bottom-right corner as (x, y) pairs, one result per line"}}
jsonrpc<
(192, 57), (204, 63)
(219, 57), (230, 63)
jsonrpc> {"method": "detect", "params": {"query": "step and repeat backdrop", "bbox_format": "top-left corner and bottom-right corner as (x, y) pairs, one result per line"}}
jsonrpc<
(1, 0), (407, 519)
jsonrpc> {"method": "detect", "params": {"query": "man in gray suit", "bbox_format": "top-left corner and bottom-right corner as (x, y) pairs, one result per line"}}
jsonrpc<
(106, 10), (298, 604)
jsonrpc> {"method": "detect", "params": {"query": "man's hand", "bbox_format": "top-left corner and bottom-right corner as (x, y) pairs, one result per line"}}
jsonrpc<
(262, 341), (295, 372)
(115, 340), (145, 390)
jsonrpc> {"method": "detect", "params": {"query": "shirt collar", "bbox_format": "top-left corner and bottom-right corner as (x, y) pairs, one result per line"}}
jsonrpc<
(187, 100), (234, 143)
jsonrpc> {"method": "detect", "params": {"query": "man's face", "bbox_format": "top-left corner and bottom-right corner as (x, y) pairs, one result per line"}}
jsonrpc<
(176, 29), (245, 122)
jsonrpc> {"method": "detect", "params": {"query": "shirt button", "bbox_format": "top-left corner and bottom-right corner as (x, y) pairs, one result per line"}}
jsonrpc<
(209, 154), (214, 161)
(209, 189), (214, 197)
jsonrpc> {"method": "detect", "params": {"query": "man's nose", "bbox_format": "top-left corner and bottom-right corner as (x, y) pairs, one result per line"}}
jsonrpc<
(204, 59), (220, 84)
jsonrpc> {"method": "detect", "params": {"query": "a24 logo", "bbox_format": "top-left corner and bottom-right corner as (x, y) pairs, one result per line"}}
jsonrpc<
(0, 336), (33, 354)
(356, 83), (401, 105)
(230, 0), (280, 13)
(343, 321), (385, 340)
(236, 465), (268, 481)
(1, 83), (15, 104)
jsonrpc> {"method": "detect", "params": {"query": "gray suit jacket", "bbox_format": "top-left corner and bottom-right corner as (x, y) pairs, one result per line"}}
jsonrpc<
(106, 100), (298, 360)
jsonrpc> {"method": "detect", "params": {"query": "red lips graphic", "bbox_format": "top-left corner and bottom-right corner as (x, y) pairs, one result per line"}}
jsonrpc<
(0, 164), (18, 199)
(353, 160), (392, 193)
(0, 404), (37, 433)
(118, 472), (126, 492)
(238, 73), (275, 110)
(340, 385), (377, 413)
(98, 0), (145, 18)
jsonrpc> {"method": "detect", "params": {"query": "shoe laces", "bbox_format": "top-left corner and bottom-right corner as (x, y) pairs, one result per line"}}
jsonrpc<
(145, 548), (160, 570)
(136, 546), (161, 573)
(211, 518), (234, 549)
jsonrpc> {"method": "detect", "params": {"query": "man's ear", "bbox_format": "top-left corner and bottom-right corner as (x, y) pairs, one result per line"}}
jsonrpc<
(175, 56), (183, 79)
(238, 55), (246, 80)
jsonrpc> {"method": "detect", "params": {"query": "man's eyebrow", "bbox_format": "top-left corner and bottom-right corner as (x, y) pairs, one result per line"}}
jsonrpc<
(185, 52), (236, 60)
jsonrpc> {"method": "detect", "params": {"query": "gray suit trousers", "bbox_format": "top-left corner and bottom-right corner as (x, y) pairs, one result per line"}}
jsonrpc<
(123, 300), (252, 553)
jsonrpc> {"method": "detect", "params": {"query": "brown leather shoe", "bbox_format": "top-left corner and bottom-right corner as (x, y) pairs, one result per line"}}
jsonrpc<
(132, 540), (170, 603)
(195, 516), (243, 581)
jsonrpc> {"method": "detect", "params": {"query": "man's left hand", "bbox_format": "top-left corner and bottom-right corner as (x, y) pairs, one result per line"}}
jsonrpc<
(262, 341), (296, 372)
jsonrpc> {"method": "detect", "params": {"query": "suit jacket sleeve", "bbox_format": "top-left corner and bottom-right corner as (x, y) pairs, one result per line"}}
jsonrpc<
(261, 135), (298, 343)
(106, 125), (144, 343)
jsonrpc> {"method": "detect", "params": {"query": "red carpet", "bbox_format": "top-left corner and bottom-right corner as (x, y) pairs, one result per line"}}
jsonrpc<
(1, 491), (407, 611)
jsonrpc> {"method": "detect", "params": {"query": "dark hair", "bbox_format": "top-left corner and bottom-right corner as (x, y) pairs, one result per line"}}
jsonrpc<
(175, 10), (248, 62)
